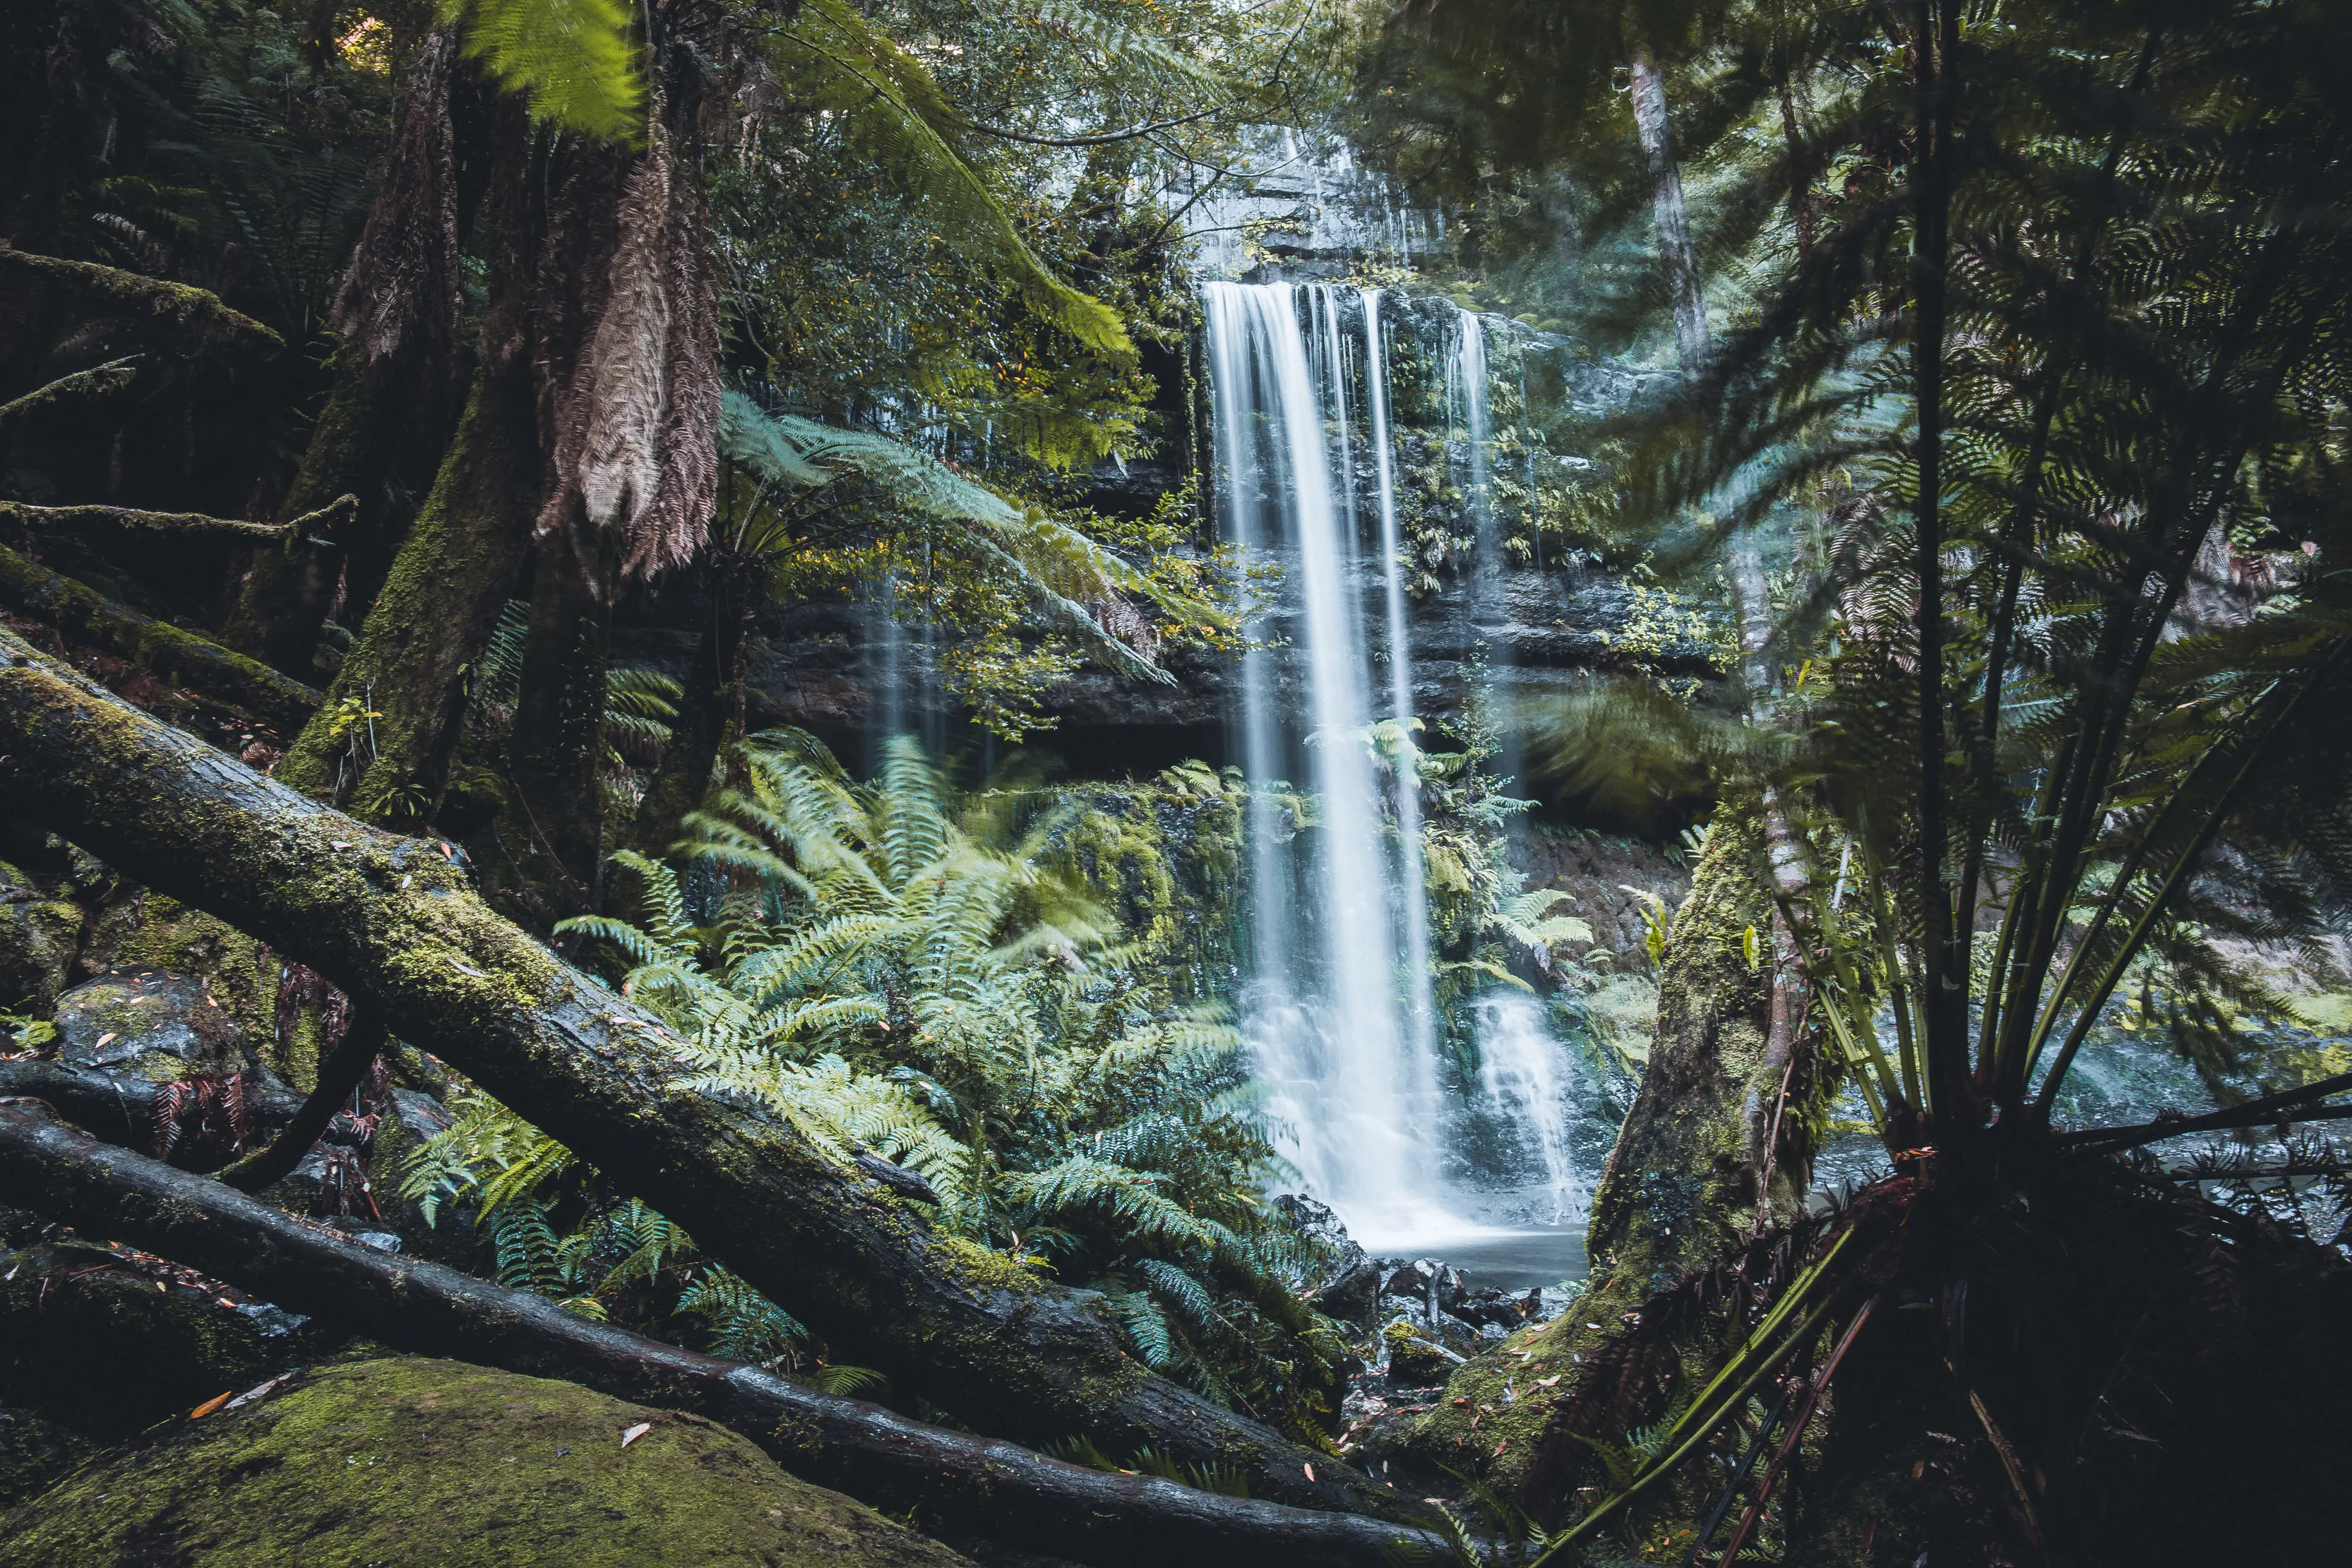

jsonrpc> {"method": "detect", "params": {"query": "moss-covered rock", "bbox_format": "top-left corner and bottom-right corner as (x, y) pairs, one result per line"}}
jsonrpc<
(0, 856), (80, 1015)
(0, 1358), (979, 1567)
(80, 890), (280, 1049)
(0, 1240), (336, 1442)
(51, 969), (259, 1081)
(0, 1406), (90, 1514)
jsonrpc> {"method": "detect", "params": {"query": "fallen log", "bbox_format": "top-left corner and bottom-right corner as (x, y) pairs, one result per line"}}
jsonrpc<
(0, 626), (1383, 1515)
(0, 545), (323, 736)
(1, 495), (355, 545)
(0, 1103), (1440, 1567)
(0, 1058), (302, 1155)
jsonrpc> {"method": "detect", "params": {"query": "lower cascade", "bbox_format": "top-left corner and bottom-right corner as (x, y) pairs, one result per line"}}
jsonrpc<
(1202, 280), (1594, 1268)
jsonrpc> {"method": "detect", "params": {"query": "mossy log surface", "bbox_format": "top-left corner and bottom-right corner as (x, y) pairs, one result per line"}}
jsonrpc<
(0, 1058), (302, 1154)
(0, 251), (281, 355)
(0, 541), (322, 736)
(0, 626), (1387, 1517)
(0, 1105), (1438, 1565)
(0, 498), (342, 544)
(0, 1355), (979, 1567)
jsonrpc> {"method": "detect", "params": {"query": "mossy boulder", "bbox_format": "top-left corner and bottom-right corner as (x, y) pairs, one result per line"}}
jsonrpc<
(52, 969), (259, 1081)
(0, 856), (81, 1016)
(0, 1406), (90, 1514)
(80, 890), (280, 1050)
(0, 1239), (335, 1441)
(0, 1358), (979, 1567)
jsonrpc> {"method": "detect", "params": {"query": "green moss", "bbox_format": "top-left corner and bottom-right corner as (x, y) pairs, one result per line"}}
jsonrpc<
(0, 541), (321, 738)
(103, 894), (278, 1048)
(278, 366), (540, 816)
(0, 857), (79, 1013)
(0, 251), (281, 354)
(0, 1358), (977, 1566)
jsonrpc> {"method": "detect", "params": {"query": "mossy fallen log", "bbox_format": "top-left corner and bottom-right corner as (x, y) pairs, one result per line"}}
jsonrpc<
(1, 495), (354, 545)
(0, 544), (322, 736)
(0, 626), (1387, 1517)
(0, 251), (281, 355)
(0, 1058), (302, 1154)
(0, 1104), (1438, 1567)
(0, 357), (138, 434)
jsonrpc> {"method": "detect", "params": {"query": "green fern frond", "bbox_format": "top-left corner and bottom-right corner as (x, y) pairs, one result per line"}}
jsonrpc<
(441, 0), (645, 143)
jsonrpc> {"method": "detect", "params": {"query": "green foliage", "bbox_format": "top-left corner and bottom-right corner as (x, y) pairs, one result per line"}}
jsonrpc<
(519, 732), (1347, 1432)
(441, 0), (645, 143)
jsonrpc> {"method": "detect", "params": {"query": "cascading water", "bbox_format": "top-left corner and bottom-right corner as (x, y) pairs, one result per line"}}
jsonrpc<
(1205, 282), (1457, 1247)
(1472, 993), (1583, 1223)
(1363, 288), (1437, 1068)
(1206, 281), (1594, 1258)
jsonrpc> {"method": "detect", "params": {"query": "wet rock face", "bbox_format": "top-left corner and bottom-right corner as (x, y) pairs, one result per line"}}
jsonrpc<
(1273, 1192), (1380, 1325)
(0, 1358), (979, 1567)
(52, 969), (259, 1081)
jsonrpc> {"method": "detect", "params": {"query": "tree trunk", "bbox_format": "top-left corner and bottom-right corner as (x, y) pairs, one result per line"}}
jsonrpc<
(0, 1102), (1437, 1567)
(627, 565), (746, 856)
(0, 626), (1390, 1517)
(273, 363), (541, 822)
(484, 513), (623, 927)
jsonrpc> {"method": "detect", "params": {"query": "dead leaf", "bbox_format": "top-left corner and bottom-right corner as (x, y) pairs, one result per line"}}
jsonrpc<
(225, 1373), (294, 1413)
(189, 1391), (234, 1420)
(1536, 1375), (1562, 1387)
(95, 1032), (116, 1049)
(621, 1423), (652, 1449)
(1493, 1440), (1509, 1456)
(1302, 1463), (1316, 1481)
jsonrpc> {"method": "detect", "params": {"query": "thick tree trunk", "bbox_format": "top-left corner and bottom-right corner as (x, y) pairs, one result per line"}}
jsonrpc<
(273, 364), (540, 822)
(627, 567), (746, 856)
(0, 626), (1387, 1516)
(223, 346), (463, 676)
(0, 1102), (1437, 1567)
(0, 539), (321, 736)
(485, 513), (621, 926)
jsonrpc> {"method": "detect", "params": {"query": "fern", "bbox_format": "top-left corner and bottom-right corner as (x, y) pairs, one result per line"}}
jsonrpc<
(441, 0), (645, 143)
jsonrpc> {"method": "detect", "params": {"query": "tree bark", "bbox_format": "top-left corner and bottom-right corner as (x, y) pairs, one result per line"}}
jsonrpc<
(0, 626), (1387, 1516)
(627, 564), (747, 856)
(0, 1102), (1436, 1567)
(273, 363), (541, 822)
(0, 539), (322, 736)
(486, 513), (621, 927)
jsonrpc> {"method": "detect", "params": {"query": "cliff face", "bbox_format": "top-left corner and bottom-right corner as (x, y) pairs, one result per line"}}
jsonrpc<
(613, 296), (1719, 782)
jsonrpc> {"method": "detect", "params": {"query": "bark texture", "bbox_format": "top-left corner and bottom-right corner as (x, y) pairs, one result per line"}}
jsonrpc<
(274, 363), (541, 820)
(0, 626), (1387, 1516)
(0, 1103), (1438, 1567)
(0, 539), (322, 736)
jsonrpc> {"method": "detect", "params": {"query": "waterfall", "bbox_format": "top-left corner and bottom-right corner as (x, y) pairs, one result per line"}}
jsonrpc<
(1362, 287), (1438, 1070)
(1473, 994), (1582, 1223)
(1204, 282), (1455, 1247)
(1205, 282), (1597, 1262)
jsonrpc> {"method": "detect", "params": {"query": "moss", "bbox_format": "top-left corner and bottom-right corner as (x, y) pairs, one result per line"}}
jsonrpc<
(0, 540), (321, 738)
(0, 856), (80, 1013)
(0, 1405), (90, 1513)
(0, 1358), (977, 1566)
(278, 365), (540, 820)
(100, 894), (278, 1048)
(0, 251), (282, 354)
